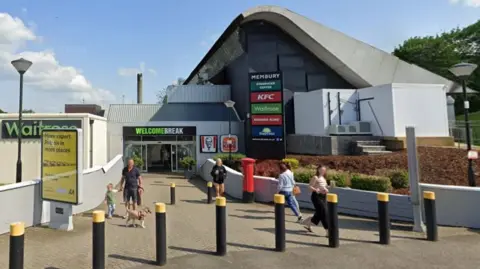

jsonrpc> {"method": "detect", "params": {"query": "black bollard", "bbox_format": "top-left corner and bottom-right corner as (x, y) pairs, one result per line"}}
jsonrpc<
(423, 191), (438, 242)
(9, 222), (24, 269)
(170, 183), (176, 205)
(377, 192), (390, 245)
(274, 194), (286, 252)
(92, 210), (105, 269)
(155, 202), (167, 266)
(207, 181), (213, 204)
(215, 197), (227, 256)
(327, 193), (339, 248)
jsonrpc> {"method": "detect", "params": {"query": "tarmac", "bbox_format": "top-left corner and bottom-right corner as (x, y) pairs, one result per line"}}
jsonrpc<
(0, 173), (478, 269)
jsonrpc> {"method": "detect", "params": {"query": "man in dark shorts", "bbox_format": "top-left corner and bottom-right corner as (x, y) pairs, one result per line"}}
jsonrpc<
(119, 158), (142, 218)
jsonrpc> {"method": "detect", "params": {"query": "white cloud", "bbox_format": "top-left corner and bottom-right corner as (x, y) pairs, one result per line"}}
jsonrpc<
(449, 0), (480, 7)
(117, 61), (157, 77)
(0, 12), (116, 109)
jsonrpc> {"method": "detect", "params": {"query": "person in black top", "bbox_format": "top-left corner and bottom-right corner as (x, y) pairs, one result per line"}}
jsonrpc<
(119, 159), (143, 219)
(210, 158), (227, 197)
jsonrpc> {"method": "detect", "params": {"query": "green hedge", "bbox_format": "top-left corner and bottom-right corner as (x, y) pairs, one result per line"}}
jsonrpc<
(213, 153), (246, 162)
(282, 158), (299, 169)
(350, 174), (392, 192)
(375, 169), (409, 189)
(325, 170), (349, 187)
(294, 168), (315, 184)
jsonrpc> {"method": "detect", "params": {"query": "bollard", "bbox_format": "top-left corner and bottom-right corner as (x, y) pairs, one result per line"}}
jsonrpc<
(155, 202), (167, 266)
(92, 210), (105, 269)
(423, 191), (438, 242)
(9, 222), (24, 269)
(207, 182), (213, 204)
(170, 183), (176, 205)
(215, 197), (227, 256)
(274, 194), (286, 252)
(327, 193), (339, 248)
(377, 193), (390, 245)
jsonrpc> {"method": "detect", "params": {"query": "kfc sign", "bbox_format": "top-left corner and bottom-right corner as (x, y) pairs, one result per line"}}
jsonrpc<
(220, 135), (238, 153)
(250, 92), (282, 103)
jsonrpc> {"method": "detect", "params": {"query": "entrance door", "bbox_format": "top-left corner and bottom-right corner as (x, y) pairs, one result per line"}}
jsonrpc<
(125, 143), (148, 172)
(170, 144), (177, 171)
(176, 144), (195, 172)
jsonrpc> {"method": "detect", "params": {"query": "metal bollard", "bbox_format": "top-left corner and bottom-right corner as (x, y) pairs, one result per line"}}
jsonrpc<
(9, 222), (24, 269)
(215, 197), (227, 256)
(207, 182), (213, 204)
(92, 210), (105, 269)
(327, 193), (339, 248)
(155, 202), (167, 266)
(423, 191), (438, 242)
(274, 194), (286, 252)
(170, 183), (176, 205)
(377, 193), (390, 245)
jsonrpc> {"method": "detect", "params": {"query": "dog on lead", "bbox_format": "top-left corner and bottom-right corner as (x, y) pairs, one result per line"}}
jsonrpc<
(125, 207), (152, 228)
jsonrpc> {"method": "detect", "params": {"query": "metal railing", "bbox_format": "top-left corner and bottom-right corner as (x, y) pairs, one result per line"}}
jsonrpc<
(449, 120), (480, 147)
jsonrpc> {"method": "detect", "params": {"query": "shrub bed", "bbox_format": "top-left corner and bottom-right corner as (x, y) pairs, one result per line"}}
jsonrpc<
(213, 153), (246, 172)
(350, 174), (392, 192)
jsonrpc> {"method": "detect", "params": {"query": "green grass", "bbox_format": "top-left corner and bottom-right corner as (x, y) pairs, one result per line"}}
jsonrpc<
(455, 112), (480, 145)
(456, 111), (480, 121)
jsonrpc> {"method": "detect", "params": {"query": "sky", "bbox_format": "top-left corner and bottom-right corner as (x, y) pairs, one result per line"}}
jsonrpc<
(0, 0), (479, 113)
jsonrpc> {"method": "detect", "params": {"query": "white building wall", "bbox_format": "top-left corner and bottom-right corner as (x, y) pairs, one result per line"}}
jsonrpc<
(167, 85), (231, 103)
(322, 89), (357, 128)
(92, 118), (108, 167)
(391, 83), (449, 137)
(294, 90), (324, 135)
(358, 84), (396, 136)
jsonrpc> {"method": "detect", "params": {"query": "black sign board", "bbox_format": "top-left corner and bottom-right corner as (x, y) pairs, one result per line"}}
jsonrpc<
(248, 72), (286, 159)
(1, 119), (82, 139)
(123, 126), (197, 137)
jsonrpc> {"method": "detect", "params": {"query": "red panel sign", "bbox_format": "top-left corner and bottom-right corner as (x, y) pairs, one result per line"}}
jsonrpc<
(250, 91), (282, 103)
(251, 115), (283, 126)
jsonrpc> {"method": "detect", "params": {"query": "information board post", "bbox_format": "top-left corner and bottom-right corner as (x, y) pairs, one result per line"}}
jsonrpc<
(41, 129), (84, 231)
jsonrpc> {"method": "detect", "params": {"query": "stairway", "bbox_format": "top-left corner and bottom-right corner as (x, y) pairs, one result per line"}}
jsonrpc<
(353, 140), (392, 155)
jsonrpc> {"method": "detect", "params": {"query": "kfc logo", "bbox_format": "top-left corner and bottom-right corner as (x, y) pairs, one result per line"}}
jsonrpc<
(250, 92), (282, 103)
(257, 94), (275, 100)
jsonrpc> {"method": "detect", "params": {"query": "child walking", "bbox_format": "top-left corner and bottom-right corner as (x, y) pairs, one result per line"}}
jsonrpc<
(105, 183), (118, 219)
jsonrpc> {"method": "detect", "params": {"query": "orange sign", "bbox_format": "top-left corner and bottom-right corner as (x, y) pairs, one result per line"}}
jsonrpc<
(220, 135), (238, 153)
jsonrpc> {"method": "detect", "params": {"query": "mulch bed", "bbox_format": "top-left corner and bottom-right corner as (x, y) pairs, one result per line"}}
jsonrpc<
(255, 147), (480, 194)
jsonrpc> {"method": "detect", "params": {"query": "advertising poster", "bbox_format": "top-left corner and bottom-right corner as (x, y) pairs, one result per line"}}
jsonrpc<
(220, 135), (238, 153)
(41, 129), (80, 204)
(200, 135), (218, 153)
(248, 72), (286, 159)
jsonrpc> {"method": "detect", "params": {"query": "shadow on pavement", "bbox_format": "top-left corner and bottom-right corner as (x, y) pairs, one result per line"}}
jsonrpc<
(375, 233), (425, 241)
(286, 239), (327, 248)
(254, 227), (323, 238)
(229, 214), (274, 220)
(338, 217), (413, 232)
(227, 242), (274, 251)
(236, 209), (273, 214)
(181, 199), (210, 204)
(169, 246), (214, 255)
(44, 267), (61, 269)
(152, 182), (196, 188)
(109, 254), (155, 265)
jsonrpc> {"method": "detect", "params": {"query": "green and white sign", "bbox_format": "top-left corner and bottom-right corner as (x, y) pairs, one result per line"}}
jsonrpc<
(250, 80), (282, 91)
(1, 120), (82, 139)
(251, 103), (283, 114)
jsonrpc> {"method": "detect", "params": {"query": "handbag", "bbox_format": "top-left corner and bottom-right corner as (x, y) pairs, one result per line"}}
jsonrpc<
(293, 185), (301, 196)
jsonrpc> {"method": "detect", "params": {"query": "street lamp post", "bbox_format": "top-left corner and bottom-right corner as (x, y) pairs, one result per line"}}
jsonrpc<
(224, 100), (236, 162)
(11, 58), (33, 183)
(449, 62), (478, 187)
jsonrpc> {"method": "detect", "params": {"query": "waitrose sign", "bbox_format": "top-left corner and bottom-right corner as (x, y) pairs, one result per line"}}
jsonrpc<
(1, 120), (82, 139)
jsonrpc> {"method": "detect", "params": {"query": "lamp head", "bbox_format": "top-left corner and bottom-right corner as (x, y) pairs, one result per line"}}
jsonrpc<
(449, 63), (477, 79)
(11, 58), (32, 74)
(224, 100), (235, 108)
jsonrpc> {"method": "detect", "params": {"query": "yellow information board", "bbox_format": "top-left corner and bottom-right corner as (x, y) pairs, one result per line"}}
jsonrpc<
(41, 129), (79, 204)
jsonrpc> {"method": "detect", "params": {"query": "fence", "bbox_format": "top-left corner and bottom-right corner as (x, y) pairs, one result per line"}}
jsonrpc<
(449, 120), (480, 147)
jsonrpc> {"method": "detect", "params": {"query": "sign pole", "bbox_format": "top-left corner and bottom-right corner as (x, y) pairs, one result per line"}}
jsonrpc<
(406, 126), (426, 233)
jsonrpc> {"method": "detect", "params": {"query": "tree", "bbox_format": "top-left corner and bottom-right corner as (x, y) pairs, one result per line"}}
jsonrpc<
(22, 109), (34, 113)
(393, 20), (480, 114)
(0, 108), (5, 113)
(157, 77), (185, 104)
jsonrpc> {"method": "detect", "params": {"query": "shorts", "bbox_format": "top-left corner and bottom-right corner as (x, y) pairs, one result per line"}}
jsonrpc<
(213, 178), (224, 185)
(123, 188), (138, 203)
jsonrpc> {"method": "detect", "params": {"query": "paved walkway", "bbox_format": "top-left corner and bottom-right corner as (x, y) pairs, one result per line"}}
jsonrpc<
(0, 174), (477, 269)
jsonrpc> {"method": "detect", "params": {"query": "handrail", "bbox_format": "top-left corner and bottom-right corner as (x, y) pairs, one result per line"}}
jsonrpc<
(367, 101), (384, 136)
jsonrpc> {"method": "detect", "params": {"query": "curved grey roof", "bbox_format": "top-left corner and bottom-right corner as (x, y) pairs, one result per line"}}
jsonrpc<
(185, 5), (471, 93)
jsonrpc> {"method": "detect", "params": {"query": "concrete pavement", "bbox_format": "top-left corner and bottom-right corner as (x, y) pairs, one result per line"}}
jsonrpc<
(0, 174), (477, 269)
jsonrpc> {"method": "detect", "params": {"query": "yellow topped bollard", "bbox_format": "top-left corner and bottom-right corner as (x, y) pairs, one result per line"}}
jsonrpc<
(423, 191), (438, 242)
(155, 202), (167, 266)
(274, 194), (286, 252)
(326, 193), (339, 248)
(170, 182), (176, 205)
(216, 197), (227, 256)
(9, 222), (25, 269)
(92, 210), (105, 269)
(207, 182), (214, 204)
(377, 192), (390, 245)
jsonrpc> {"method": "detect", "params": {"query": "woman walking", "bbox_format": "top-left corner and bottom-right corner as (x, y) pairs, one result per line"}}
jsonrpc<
(303, 165), (329, 235)
(277, 162), (304, 223)
(210, 158), (227, 197)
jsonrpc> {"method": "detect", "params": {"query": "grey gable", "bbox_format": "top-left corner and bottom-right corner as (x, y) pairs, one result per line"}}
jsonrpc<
(149, 103), (238, 122)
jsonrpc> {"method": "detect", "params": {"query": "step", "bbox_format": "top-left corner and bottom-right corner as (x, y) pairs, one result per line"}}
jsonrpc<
(362, 150), (393, 155)
(358, 145), (387, 152)
(356, 140), (382, 146)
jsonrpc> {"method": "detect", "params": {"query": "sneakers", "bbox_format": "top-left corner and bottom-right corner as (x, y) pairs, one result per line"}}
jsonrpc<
(296, 216), (304, 223)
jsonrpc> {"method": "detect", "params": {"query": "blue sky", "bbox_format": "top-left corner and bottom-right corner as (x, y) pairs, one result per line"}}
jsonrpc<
(0, 0), (479, 112)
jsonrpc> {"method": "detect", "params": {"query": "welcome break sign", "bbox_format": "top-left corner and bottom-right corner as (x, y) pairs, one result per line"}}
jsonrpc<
(249, 72), (286, 159)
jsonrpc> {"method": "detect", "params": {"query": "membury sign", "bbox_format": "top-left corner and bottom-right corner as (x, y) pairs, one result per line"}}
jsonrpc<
(250, 92), (282, 103)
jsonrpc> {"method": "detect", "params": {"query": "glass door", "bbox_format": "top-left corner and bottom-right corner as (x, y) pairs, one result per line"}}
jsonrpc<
(125, 143), (148, 172)
(171, 144), (177, 172)
(177, 144), (195, 172)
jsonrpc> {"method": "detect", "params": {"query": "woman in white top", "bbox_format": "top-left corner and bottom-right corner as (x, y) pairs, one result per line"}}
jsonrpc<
(303, 165), (329, 234)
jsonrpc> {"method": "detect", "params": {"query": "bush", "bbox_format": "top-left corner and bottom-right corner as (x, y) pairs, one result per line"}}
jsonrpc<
(282, 158), (299, 169)
(375, 169), (409, 189)
(294, 168), (315, 184)
(180, 156), (196, 170)
(325, 170), (349, 187)
(350, 174), (392, 192)
(131, 154), (144, 169)
(213, 153), (246, 172)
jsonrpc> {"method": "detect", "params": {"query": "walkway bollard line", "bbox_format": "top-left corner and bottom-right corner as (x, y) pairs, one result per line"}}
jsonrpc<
(155, 202), (167, 266)
(9, 222), (24, 269)
(327, 193), (339, 248)
(423, 191), (438, 242)
(215, 197), (227, 256)
(170, 183), (176, 205)
(207, 181), (213, 204)
(274, 194), (286, 252)
(92, 210), (105, 269)
(377, 192), (390, 245)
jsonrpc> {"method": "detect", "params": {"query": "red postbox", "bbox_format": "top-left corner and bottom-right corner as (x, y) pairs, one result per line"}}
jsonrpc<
(241, 158), (256, 203)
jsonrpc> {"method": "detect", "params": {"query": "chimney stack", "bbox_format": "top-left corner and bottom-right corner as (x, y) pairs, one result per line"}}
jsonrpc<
(137, 73), (143, 104)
